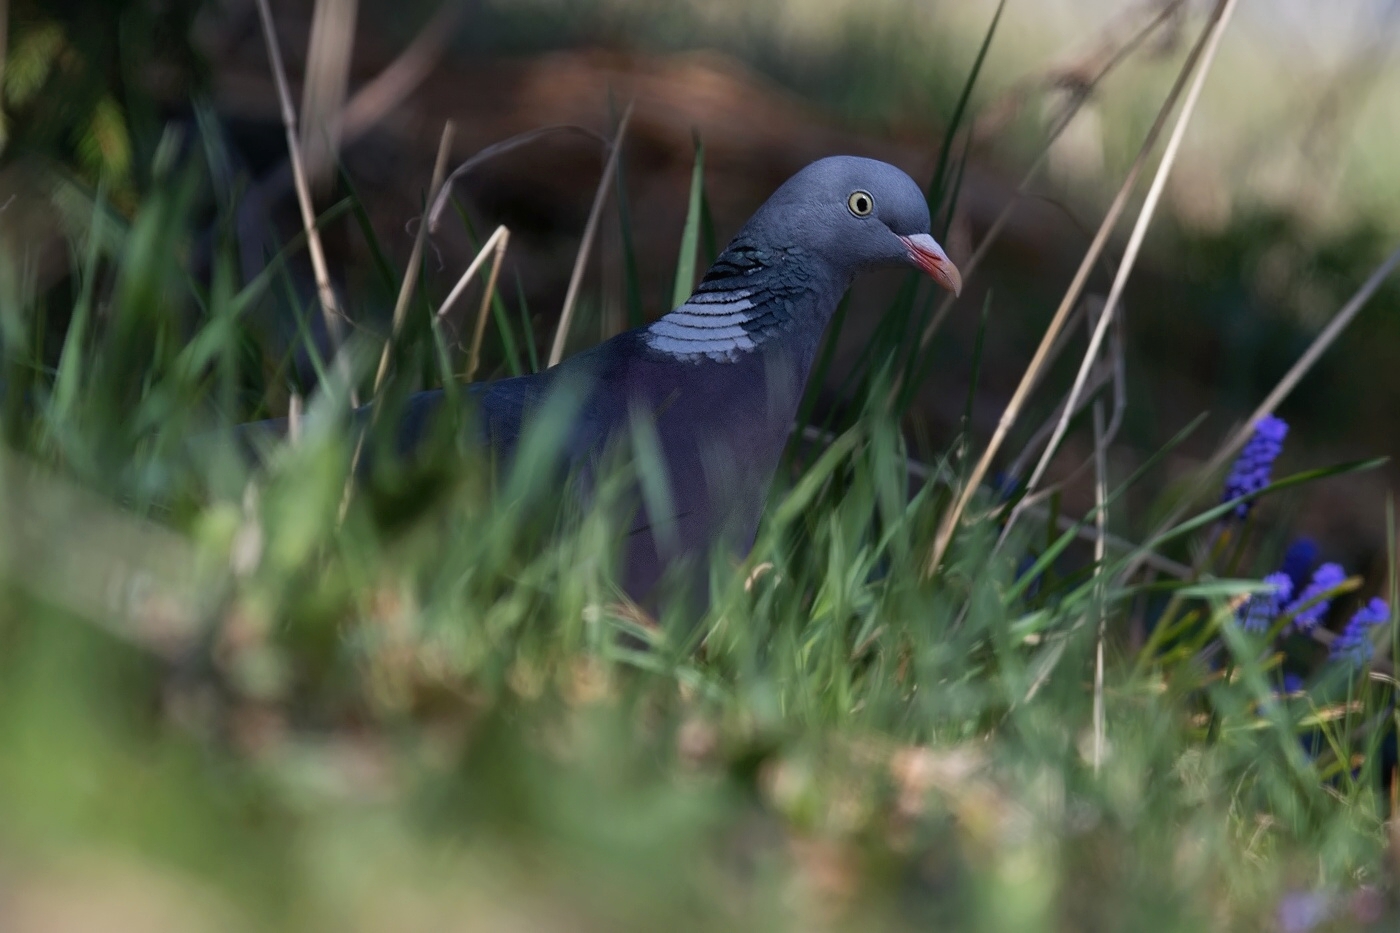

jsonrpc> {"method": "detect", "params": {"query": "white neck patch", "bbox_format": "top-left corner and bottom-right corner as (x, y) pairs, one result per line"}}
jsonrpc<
(643, 289), (773, 363)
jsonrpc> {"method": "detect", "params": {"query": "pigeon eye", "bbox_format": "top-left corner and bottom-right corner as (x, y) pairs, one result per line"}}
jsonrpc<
(847, 190), (874, 217)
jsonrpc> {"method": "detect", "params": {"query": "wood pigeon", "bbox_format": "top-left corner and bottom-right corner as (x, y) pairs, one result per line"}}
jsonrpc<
(245, 156), (961, 611)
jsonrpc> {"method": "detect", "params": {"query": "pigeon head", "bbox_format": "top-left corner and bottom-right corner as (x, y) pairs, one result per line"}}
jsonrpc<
(646, 155), (962, 364)
(753, 156), (962, 296)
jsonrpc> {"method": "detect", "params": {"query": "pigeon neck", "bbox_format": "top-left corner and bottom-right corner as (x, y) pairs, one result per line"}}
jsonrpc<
(643, 235), (846, 364)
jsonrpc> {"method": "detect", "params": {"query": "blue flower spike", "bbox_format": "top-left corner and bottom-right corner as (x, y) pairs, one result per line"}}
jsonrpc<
(1222, 414), (1288, 520)
(1285, 562), (1347, 634)
(1240, 572), (1294, 634)
(1330, 597), (1390, 667)
(1279, 538), (1318, 594)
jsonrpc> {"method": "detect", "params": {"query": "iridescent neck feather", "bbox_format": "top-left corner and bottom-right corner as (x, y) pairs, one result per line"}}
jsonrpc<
(643, 239), (814, 364)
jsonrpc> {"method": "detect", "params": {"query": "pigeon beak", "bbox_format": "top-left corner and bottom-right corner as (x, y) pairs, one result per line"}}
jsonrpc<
(901, 233), (962, 297)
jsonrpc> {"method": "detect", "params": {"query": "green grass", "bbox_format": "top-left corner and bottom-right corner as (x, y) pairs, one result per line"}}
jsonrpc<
(1, 47), (1399, 933)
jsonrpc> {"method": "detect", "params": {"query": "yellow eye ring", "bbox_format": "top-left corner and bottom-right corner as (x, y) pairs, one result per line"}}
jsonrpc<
(847, 190), (874, 217)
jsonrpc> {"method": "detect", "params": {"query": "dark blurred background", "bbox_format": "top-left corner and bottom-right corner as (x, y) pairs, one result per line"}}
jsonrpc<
(6, 0), (1400, 570)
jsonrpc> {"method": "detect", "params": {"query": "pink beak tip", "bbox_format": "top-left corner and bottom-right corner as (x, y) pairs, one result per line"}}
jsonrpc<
(902, 234), (963, 297)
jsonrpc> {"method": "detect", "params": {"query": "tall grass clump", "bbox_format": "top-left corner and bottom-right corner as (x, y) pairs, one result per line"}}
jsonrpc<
(0, 3), (1399, 931)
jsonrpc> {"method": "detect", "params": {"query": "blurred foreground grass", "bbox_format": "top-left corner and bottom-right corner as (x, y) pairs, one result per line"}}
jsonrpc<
(0, 124), (1395, 933)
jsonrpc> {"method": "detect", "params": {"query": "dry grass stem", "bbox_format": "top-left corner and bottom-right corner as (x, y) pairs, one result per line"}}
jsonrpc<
(467, 228), (510, 382)
(437, 225), (509, 324)
(251, 1), (466, 205)
(340, 1), (464, 146)
(288, 392), (303, 445)
(549, 102), (634, 368)
(1004, 348), (1109, 481)
(1091, 399), (1109, 774)
(1123, 239), (1400, 582)
(425, 224), (512, 381)
(253, 0), (349, 375)
(1007, 294), (1130, 506)
(925, 0), (1230, 577)
(998, 296), (1111, 478)
(1005, 316), (1127, 522)
(968, 0), (1190, 151)
(372, 121), (456, 396)
(299, 0), (359, 191)
(907, 0), (1189, 366)
(1002, 0), (1241, 546)
(427, 125), (609, 235)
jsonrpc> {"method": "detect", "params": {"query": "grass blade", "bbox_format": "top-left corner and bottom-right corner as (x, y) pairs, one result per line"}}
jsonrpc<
(926, 0), (1004, 211)
(614, 135), (645, 330)
(50, 182), (108, 428)
(514, 270), (536, 374)
(671, 135), (706, 310)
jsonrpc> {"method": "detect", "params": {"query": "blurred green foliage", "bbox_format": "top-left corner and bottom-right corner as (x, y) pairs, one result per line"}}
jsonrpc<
(3, 0), (205, 200)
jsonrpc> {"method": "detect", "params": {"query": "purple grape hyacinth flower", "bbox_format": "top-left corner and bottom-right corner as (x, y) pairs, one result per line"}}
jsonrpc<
(1330, 597), (1390, 666)
(1285, 562), (1347, 633)
(1221, 414), (1288, 520)
(1239, 572), (1294, 633)
(1279, 538), (1318, 594)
